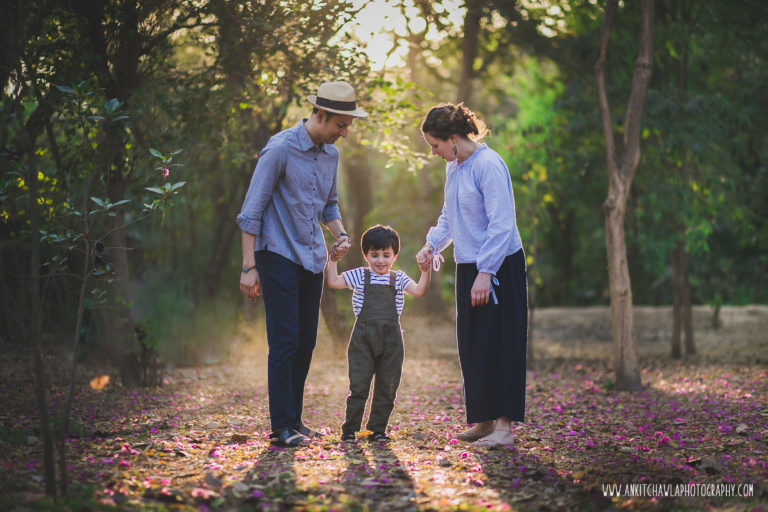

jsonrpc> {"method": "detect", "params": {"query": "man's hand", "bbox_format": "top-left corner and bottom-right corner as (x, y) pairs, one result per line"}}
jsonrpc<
(330, 235), (351, 262)
(240, 268), (260, 302)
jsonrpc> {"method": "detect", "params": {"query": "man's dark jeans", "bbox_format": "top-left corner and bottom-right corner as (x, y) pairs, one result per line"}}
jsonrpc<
(255, 250), (323, 432)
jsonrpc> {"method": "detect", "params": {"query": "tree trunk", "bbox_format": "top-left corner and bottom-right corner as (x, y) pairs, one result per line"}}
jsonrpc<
(680, 243), (696, 355)
(674, 6), (696, 358)
(671, 238), (683, 358)
(103, 194), (140, 387)
(21, 110), (57, 498)
(457, 0), (482, 104)
(604, 195), (641, 390)
(595, 0), (654, 391)
(202, 167), (241, 299)
(72, 0), (141, 386)
(203, 0), (262, 300)
(343, 145), (372, 270)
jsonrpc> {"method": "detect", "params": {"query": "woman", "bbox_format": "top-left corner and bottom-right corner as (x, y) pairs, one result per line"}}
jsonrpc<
(417, 103), (527, 448)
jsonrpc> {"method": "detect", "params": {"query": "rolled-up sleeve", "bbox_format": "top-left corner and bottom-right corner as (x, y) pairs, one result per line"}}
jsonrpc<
(426, 202), (453, 253)
(236, 142), (285, 235)
(321, 166), (341, 223)
(475, 163), (516, 275)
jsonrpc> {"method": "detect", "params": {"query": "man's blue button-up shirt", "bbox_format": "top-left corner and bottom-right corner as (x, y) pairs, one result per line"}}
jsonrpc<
(237, 120), (341, 274)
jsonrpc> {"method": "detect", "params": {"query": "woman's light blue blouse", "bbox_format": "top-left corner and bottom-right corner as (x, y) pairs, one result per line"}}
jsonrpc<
(425, 144), (522, 275)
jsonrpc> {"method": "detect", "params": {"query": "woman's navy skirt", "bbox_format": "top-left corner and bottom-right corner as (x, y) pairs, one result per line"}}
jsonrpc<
(456, 249), (528, 423)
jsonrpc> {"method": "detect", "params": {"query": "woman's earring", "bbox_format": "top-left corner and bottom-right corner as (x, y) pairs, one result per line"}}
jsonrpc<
(453, 145), (458, 158)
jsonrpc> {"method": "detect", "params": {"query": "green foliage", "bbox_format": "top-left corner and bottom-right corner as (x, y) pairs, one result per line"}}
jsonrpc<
(2, 0), (767, 367)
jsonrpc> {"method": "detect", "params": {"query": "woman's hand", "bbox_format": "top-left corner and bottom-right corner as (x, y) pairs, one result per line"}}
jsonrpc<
(416, 244), (433, 271)
(470, 272), (493, 307)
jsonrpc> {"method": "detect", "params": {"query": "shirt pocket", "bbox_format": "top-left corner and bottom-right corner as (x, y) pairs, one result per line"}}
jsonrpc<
(315, 157), (335, 203)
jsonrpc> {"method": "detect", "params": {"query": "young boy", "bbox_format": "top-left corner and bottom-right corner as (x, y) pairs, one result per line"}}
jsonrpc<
(326, 224), (431, 443)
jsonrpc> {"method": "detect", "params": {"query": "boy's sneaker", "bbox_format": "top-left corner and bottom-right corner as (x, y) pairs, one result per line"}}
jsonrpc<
(341, 432), (357, 444)
(371, 431), (391, 443)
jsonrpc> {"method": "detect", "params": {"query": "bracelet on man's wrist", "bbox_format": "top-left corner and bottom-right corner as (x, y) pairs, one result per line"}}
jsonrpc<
(338, 232), (349, 239)
(242, 264), (257, 273)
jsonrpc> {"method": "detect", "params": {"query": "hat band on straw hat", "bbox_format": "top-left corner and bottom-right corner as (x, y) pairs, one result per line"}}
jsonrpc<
(315, 96), (357, 112)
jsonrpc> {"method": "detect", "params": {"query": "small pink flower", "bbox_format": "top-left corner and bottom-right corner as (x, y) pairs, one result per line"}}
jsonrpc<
(163, 167), (169, 177)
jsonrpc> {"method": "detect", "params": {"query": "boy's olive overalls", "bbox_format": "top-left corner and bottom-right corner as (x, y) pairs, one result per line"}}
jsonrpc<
(342, 269), (404, 434)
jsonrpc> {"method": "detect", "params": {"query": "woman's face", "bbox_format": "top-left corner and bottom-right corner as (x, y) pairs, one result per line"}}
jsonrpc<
(423, 133), (457, 162)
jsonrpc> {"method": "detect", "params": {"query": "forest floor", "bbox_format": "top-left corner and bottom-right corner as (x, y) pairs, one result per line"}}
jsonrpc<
(1, 305), (767, 511)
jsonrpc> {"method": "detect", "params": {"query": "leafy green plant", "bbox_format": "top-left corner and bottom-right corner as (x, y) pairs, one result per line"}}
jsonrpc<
(144, 148), (185, 226)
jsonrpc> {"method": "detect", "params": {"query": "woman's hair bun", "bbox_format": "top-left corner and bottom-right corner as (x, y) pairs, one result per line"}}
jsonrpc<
(421, 103), (489, 141)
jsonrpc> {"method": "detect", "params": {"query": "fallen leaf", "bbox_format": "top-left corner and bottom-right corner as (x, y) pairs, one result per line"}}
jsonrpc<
(90, 375), (110, 390)
(230, 434), (249, 444)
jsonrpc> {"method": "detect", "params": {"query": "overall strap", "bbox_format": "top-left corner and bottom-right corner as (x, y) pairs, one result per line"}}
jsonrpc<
(388, 270), (396, 287)
(364, 268), (371, 287)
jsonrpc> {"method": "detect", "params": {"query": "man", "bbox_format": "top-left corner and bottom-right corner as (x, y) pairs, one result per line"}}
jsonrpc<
(237, 81), (365, 447)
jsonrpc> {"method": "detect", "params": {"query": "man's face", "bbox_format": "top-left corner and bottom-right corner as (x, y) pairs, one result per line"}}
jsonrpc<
(318, 111), (354, 144)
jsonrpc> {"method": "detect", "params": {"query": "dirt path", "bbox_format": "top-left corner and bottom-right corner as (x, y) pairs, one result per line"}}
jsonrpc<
(1, 306), (766, 511)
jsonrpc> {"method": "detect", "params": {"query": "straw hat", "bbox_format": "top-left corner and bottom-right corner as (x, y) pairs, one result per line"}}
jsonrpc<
(307, 81), (367, 118)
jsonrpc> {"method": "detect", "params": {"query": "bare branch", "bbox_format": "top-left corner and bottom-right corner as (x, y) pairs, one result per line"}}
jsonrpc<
(140, 7), (212, 56)
(594, 0), (619, 175)
(620, 0), (654, 180)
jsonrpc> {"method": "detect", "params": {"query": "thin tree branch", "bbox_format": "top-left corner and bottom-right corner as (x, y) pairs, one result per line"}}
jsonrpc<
(594, 0), (619, 175)
(620, 0), (654, 179)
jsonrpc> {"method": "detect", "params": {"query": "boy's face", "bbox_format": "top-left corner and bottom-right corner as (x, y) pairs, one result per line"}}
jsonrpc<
(364, 246), (398, 276)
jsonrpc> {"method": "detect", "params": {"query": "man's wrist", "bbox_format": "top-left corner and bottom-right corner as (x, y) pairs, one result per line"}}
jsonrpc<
(242, 264), (257, 273)
(338, 232), (349, 239)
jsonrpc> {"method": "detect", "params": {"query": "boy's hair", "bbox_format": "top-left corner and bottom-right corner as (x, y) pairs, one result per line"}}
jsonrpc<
(361, 224), (400, 255)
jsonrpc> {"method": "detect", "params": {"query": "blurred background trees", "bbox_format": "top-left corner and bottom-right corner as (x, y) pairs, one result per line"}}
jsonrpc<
(2, 0), (767, 382)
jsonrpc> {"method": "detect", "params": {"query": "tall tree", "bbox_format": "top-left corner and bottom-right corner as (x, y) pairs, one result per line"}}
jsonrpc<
(594, 0), (654, 391)
(457, 0), (482, 104)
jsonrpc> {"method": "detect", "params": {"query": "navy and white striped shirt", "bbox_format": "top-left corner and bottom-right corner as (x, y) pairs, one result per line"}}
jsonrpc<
(341, 268), (414, 317)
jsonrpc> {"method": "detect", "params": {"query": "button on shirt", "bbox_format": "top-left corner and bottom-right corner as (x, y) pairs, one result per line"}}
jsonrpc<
(236, 120), (341, 274)
(426, 144), (523, 275)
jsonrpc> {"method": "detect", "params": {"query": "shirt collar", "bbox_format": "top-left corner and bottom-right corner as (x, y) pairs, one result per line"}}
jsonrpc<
(450, 143), (487, 169)
(297, 119), (328, 153)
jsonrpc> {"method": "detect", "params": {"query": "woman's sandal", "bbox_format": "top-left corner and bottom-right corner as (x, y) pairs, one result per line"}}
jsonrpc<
(270, 428), (309, 448)
(473, 430), (515, 449)
(457, 423), (494, 442)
